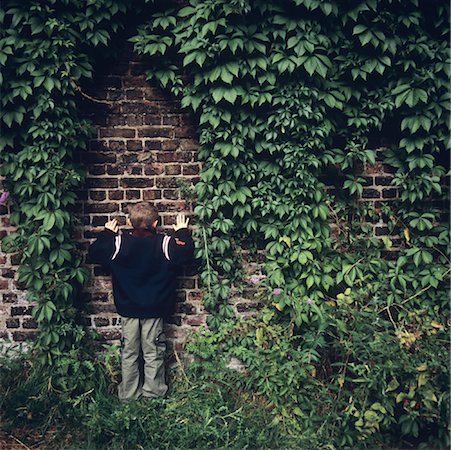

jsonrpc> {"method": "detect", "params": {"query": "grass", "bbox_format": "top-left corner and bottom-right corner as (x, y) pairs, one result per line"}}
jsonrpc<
(0, 345), (299, 449)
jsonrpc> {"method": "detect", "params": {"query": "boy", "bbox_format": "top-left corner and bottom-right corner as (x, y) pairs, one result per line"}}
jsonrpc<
(88, 202), (194, 400)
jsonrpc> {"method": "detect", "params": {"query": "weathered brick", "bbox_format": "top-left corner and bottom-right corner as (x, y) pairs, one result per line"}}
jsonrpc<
(23, 318), (38, 329)
(86, 153), (117, 164)
(89, 165), (106, 175)
(165, 164), (181, 175)
(99, 128), (136, 138)
(185, 316), (206, 326)
(126, 190), (141, 200)
(108, 115), (126, 126)
(11, 306), (32, 316)
(109, 140), (127, 151)
(126, 140), (143, 151)
(143, 114), (162, 125)
(108, 190), (124, 200)
(163, 190), (179, 200)
(362, 188), (381, 199)
(382, 188), (398, 199)
(174, 127), (193, 138)
(128, 166), (143, 176)
(125, 115), (144, 126)
(120, 178), (155, 188)
(90, 191), (106, 201)
(375, 176), (394, 185)
(144, 140), (162, 151)
(138, 127), (173, 138)
(85, 203), (119, 213)
(236, 302), (260, 312)
(176, 303), (196, 314)
(3, 293), (17, 302)
(144, 164), (165, 175)
(107, 165), (124, 175)
(12, 331), (37, 342)
(6, 318), (20, 328)
(94, 317), (110, 327)
(143, 190), (162, 200)
(156, 177), (179, 188)
(1, 269), (14, 278)
(86, 178), (118, 188)
(125, 89), (144, 100)
(162, 115), (180, 126)
(182, 164), (200, 175)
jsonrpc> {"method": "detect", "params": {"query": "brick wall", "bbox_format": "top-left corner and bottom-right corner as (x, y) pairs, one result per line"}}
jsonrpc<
(2, 42), (444, 349)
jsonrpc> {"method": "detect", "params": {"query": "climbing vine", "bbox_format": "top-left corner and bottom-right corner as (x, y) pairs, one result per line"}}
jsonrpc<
(131, 0), (450, 446)
(0, 0), (135, 365)
(0, 0), (449, 447)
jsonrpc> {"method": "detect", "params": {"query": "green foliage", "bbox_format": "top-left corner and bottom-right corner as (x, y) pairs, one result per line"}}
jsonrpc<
(0, 0), (449, 447)
(130, 0), (450, 447)
(0, 0), (132, 365)
(0, 345), (293, 449)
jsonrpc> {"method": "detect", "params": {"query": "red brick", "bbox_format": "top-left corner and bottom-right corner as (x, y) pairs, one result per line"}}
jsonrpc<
(165, 164), (181, 175)
(144, 140), (162, 151)
(99, 128), (136, 138)
(108, 190), (124, 200)
(90, 191), (106, 201)
(156, 177), (179, 188)
(143, 114), (162, 125)
(86, 178), (118, 188)
(12, 331), (37, 342)
(23, 318), (38, 329)
(124, 115), (144, 126)
(109, 140), (126, 151)
(6, 318), (20, 328)
(174, 127), (193, 138)
(161, 140), (179, 151)
(126, 140), (143, 151)
(120, 178), (155, 188)
(85, 203), (119, 213)
(138, 127), (173, 138)
(144, 164), (165, 175)
(125, 89), (144, 100)
(182, 164), (200, 175)
(126, 190), (141, 200)
(143, 190), (162, 200)
(163, 190), (179, 200)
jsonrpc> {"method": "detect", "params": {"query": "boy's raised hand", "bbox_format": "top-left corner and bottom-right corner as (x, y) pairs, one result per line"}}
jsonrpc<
(172, 213), (190, 231)
(105, 218), (119, 233)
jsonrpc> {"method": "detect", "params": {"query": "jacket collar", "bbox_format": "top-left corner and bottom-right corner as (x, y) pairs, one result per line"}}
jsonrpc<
(131, 228), (156, 238)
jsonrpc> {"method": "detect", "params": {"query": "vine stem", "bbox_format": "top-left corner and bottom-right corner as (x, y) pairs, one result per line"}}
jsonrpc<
(202, 225), (213, 297)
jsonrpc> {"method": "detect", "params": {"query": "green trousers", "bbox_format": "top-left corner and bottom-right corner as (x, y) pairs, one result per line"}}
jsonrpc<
(118, 316), (168, 401)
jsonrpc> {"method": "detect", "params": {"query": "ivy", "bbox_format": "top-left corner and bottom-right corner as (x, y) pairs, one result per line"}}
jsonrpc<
(131, 0), (449, 446)
(0, 0), (133, 365)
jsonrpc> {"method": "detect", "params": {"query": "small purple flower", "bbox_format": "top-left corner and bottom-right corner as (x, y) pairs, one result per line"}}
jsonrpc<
(273, 288), (282, 296)
(248, 274), (266, 285)
(307, 298), (314, 305)
(0, 192), (9, 205)
(249, 275), (261, 285)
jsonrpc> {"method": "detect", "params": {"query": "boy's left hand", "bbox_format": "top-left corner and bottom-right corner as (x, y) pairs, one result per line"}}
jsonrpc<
(105, 219), (119, 233)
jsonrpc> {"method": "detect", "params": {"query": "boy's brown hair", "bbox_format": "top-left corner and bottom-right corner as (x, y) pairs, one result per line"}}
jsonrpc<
(127, 202), (159, 230)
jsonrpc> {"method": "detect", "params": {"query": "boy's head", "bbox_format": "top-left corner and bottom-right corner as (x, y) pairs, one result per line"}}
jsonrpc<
(126, 202), (159, 230)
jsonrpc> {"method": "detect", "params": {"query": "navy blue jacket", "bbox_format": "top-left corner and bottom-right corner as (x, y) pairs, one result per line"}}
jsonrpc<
(88, 227), (194, 318)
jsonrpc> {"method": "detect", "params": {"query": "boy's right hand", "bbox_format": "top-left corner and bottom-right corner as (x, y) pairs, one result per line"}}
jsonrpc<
(105, 219), (119, 233)
(172, 213), (190, 231)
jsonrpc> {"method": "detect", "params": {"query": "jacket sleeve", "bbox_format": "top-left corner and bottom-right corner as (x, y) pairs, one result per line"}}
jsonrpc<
(87, 229), (117, 268)
(162, 227), (194, 266)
